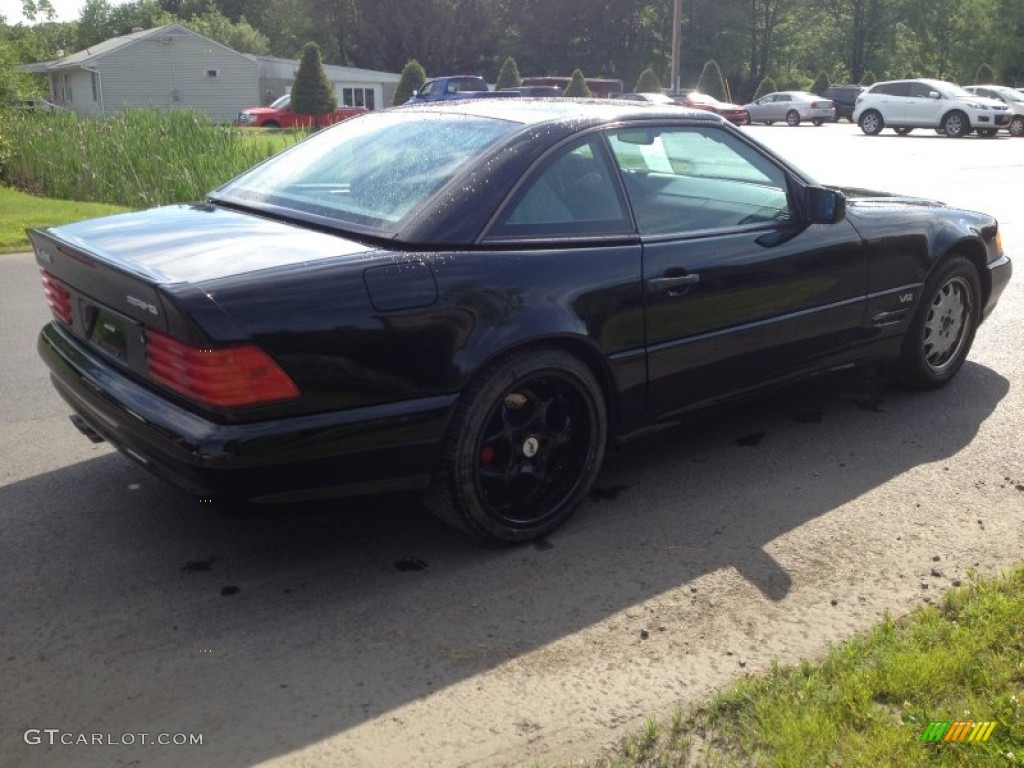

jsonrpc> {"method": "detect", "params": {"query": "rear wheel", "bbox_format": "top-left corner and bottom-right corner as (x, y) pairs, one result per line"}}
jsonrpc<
(892, 256), (980, 389)
(1010, 115), (1024, 137)
(858, 110), (884, 135)
(426, 348), (607, 542)
(786, 110), (801, 126)
(942, 110), (969, 137)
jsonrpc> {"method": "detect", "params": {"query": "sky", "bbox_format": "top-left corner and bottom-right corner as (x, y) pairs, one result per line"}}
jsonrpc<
(4, 0), (132, 25)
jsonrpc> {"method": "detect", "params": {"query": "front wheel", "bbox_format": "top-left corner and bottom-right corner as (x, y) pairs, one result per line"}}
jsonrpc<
(1010, 115), (1024, 137)
(786, 110), (801, 126)
(942, 110), (969, 137)
(426, 348), (607, 542)
(892, 257), (980, 389)
(858, 110), (884, 135)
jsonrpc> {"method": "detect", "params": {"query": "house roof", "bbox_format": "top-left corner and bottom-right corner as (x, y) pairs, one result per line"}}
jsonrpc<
(43, 24), (246, 71)
(243, 54), (401, 83)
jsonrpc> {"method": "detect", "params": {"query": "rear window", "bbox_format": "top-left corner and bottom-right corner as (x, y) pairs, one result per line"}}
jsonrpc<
(212, 112), (517, 233)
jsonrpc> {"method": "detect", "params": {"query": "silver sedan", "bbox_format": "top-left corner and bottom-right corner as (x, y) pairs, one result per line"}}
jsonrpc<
(743, 91), (835, 126)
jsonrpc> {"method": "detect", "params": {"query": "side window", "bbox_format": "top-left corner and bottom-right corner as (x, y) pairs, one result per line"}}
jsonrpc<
(907, 82), (934, 98)
(487, 138), (631, 238)
(608, 125), (791, 235)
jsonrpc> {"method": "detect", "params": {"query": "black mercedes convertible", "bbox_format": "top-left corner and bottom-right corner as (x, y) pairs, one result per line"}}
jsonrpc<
(31, 100), (1011, 541)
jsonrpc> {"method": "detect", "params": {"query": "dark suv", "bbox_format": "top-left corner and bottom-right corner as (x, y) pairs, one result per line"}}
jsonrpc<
(823, 85), (865, 121)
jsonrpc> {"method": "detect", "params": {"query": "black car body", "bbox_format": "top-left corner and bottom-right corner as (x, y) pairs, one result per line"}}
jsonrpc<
(823, 85), (865, 121)
(31, 100), (1011, 541)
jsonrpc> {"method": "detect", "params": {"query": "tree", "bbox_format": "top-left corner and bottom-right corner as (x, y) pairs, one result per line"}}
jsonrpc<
(290, 41), (336, 126)
(752, 75), (777, 100)
(696, 60), (726, 98)
(859, 70), (876, 86)
(495, 56), (521, 90)
(393, 58), (425, 105)
(809, 70), (829, 95)
(974, 62), (995, 83)
(564, 68), (591, 97)
(634, 66), (661, 93)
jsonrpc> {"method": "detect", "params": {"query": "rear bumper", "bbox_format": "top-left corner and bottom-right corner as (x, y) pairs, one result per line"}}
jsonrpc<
(39, 323), (457, 504)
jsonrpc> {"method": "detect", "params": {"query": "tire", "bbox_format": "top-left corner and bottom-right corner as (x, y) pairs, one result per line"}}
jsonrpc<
(262, 120), (280, 129)
(942, 110), (969, 138)
(812, 118), (824, 126)
(893, 256), (980, 390)
(894, 127), (913, 135)
(426, 348), (607, 542)
(1010, 115), (1024, 137)
(858, 110), (883, 135)
(786, 110), (801, 126)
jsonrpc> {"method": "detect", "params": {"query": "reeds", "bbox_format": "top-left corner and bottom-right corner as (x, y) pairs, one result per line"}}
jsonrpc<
(3, 108), (286, 208)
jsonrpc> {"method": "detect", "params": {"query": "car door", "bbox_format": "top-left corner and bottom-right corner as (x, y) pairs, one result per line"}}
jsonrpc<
(605, 124), (869, 416)
(903, 81), (941, 125)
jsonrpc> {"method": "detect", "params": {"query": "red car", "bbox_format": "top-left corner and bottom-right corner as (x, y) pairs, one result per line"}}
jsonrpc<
(678, 92), (749, 125)
(235, 94), (366, 128)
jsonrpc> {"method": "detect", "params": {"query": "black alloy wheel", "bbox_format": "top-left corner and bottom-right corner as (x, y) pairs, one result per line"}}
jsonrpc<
(427, 349), (607, 542)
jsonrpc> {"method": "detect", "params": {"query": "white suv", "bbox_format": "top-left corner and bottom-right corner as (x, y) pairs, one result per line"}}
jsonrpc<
(964, 84), (1024, 137)
(853, 78), (1011, 137)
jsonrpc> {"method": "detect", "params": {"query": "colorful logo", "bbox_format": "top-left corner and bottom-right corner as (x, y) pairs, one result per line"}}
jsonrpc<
(921, 721), (997, 742)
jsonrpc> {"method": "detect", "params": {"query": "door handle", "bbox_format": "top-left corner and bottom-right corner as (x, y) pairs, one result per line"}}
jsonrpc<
(648, 270), (700, 296)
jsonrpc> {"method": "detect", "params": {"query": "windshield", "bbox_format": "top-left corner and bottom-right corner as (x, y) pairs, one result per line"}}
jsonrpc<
(212, 111), (517, 232)
(994, 88), (1024, 103)
(270, 94), (290, 109)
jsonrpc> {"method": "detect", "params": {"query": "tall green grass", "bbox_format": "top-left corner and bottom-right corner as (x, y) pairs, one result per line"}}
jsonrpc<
(3, 109), (298, 209)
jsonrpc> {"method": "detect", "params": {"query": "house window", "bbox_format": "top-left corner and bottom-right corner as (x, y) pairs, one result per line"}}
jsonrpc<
(205, 69), (219, 78)
(61, 73), (73, 102)
(342, 87), (375, 110)
(91, 71), (100, 101)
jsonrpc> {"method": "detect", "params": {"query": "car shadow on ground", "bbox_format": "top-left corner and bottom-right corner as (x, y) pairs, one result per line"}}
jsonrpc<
(0, 362), (1009, 767)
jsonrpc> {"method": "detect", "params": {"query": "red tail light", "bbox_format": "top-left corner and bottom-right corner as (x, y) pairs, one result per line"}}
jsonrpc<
(40, 270), (73, 325)
(145, 329), (300, 408)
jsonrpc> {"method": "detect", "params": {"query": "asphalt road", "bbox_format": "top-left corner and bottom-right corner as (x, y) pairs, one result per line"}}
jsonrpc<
(2, 121), (1022, 768)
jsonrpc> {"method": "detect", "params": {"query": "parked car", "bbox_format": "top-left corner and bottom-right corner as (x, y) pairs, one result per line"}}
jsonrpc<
(617, 92), (681, 106)
(676, 91), (749, 125)
(743, 91), (835, 125)
(963, 84), (1024, 136)
(235, 94), (366, 128)
(853, 79), (1011, 137)
(511, 85), (564, 98)
(822, 84), (865, 122)
(31, 100), (1010, 542)
(406, 75), (520, 103)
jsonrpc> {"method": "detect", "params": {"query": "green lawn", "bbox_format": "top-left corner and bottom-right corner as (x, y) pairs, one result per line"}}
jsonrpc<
(0, 186), (130, 254)
(581, 565), (1024, 767)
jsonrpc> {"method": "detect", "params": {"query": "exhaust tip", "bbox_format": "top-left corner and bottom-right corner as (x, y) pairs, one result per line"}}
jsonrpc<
(69, 413), (106, 444)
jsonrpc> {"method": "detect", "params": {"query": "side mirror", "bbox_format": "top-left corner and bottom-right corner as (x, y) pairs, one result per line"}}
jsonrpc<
(805, 186), (846, 225)
(929, 91), (941, 99)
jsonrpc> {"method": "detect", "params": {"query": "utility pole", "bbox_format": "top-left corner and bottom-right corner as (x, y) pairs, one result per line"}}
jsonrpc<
(670, 0), (682, 95)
